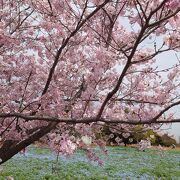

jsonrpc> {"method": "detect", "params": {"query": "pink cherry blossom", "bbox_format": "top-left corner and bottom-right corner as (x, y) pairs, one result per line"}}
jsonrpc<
(0, 0), (180, 164)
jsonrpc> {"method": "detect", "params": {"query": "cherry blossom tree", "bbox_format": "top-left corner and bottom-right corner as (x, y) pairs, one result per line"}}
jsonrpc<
(0, 0), (180, 164)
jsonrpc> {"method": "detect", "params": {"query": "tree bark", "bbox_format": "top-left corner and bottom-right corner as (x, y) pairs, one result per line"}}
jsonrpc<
(0, 122), (58, 164)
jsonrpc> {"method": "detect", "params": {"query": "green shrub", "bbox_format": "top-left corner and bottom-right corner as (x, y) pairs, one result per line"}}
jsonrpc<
(160, 134), (177, 147)
(99, 125), (177, 147)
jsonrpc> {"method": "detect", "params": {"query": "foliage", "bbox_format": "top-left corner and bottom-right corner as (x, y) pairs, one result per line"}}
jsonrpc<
(130, 125), (160, 144)
(160, 134), (177, 147)
(101, 125), (177, 147)
(131, 125), (177, 146)
(0, 0), (180, 163)
(131, 125), (146, 143)
(97, 125), (132, 146)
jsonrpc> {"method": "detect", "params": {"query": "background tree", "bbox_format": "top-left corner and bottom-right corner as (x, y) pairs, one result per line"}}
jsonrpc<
(0, 0), (180, 164)
(160, 134), (177, 146)
(130, 125), (177, 146)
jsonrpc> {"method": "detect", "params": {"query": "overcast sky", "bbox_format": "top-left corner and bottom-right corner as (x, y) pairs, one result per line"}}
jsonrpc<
(160, 104), (180, 142)
(156, 52), (180, 142)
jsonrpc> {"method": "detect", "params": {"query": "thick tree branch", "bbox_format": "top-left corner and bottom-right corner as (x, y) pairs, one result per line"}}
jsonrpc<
(0, 112), (180, 124)
(0, 122), (58, 164)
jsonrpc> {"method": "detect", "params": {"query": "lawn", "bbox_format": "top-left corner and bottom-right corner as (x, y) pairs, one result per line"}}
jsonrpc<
(0, 146), (180, 180)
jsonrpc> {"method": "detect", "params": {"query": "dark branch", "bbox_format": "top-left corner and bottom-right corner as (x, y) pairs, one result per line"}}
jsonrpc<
(0, 112), (180, 124)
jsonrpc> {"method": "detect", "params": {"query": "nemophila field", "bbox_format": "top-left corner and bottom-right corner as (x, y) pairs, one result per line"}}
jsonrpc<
(0, 146), (180, 180)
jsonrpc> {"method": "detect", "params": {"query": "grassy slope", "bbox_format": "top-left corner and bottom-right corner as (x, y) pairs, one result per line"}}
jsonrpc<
(0, 146), (180, 180)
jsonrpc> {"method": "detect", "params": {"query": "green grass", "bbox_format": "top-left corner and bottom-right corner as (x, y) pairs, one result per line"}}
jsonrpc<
(0, 146), (180, 180)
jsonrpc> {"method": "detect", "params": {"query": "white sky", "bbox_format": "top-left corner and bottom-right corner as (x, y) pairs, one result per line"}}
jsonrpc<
(156, 52), (180, 142)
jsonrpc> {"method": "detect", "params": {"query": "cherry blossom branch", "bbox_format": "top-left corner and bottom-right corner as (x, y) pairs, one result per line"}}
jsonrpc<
(115, 98), (159, 105)
(0, 112), (180, 124)
(148, 0), (168, 19)
(96, 1), (179, 118)
(76, 0), (89, 27)
(64, 98), (160, 105)
(97, 11), (151, 118)
(47, 0), (53, 14)
(132, 45), (180, 64)
(151, 100), (180, 122)
(149, 8), (180, 28)
(42, 0), (111, 95)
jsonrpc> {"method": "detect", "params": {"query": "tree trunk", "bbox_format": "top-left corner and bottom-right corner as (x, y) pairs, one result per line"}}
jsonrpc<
(0, 122), (58, 164)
